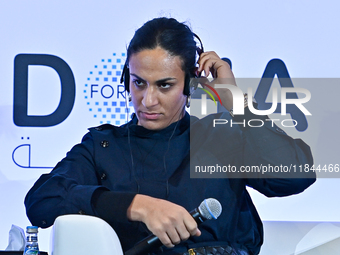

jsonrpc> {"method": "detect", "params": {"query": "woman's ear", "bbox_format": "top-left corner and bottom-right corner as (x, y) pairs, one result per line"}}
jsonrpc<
(186, 95), (191, 108)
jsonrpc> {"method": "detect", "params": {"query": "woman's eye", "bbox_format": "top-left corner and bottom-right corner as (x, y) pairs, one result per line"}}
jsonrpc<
(159, 83), (171, 89)
(133, 80), (144, 87)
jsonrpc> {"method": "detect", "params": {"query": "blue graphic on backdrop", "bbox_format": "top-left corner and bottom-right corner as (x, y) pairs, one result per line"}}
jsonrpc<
(12, 137), (53, 169)
(13, 54), (75, 127)
(85, 53), (134, 125)
(255, 59), (308, 132)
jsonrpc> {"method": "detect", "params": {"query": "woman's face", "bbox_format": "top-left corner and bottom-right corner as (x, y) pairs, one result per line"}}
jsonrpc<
(129, 47), (187, 130)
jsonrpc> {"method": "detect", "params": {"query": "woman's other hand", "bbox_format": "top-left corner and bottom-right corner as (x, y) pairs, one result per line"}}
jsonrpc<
(127, 194), (201, 248)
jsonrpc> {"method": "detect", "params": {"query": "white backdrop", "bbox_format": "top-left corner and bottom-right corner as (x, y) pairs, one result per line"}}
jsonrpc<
(1, 0), (340, 253)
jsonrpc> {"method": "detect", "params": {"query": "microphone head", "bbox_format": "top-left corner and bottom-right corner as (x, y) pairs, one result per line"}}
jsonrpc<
(198, 198), (222, 220)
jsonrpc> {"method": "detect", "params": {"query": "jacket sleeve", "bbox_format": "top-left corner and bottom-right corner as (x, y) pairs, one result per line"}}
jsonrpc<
(24, 132), (135, 228)
(234, 109), (316, 197)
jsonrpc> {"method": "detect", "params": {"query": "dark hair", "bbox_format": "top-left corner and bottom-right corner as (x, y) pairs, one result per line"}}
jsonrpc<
(122, 17), (200, 95)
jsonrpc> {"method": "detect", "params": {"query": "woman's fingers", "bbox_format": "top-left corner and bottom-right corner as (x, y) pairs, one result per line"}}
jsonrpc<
(197, 51), (234, 81)
(127, 195), (200, 248)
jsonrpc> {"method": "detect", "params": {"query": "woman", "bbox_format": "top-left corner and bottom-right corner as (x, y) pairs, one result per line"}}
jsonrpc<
(25, 17), (315, 255)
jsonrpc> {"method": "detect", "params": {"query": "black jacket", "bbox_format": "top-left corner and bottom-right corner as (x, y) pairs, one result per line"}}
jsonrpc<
(25, 111), (315, 254)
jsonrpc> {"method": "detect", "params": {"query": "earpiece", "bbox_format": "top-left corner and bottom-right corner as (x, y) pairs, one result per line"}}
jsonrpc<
(185, 33), (204, 97)
(120, 63), (130, 92)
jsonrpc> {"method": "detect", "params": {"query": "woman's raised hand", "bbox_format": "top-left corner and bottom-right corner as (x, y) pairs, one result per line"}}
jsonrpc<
(197, 51), (237, 111)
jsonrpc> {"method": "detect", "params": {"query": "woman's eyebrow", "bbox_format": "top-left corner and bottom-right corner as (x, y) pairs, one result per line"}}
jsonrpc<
(130, 73), (177, 84)
(130, 73), (146, 82)
(155, 77), (177, 84)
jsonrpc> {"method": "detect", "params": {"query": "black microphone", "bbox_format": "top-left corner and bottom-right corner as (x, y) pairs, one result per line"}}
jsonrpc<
(124, 198), (222, 255)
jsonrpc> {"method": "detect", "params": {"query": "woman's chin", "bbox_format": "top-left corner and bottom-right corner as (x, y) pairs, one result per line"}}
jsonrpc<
(138, 119), (165, 130)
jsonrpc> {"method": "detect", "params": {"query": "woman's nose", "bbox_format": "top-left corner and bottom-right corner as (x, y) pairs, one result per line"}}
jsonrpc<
(141, 86), (159, 108)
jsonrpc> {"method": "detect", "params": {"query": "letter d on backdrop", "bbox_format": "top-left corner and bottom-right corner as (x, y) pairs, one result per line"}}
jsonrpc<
(13, 54), (75, 127)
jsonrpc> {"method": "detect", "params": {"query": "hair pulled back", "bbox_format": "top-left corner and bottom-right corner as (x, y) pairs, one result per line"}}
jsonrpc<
(126, 17), (197, 77)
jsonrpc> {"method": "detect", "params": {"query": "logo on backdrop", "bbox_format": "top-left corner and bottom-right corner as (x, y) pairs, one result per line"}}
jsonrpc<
(12, 137), (53, 169)
(13, 54), (76, 127)
(12, 52), (134, 168)
(255, 59), (310, 132)
(84, 53), (134, 125)
(12, 54), (76, 168)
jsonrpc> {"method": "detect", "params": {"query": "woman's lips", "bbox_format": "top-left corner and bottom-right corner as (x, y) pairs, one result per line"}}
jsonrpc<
(140, 112), (161, 120)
